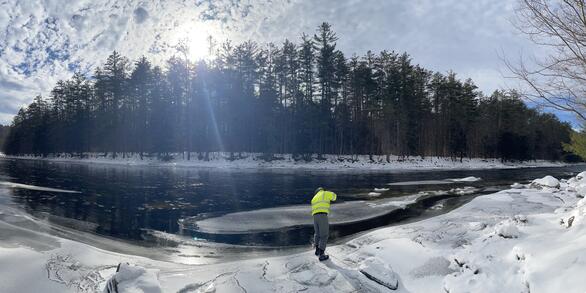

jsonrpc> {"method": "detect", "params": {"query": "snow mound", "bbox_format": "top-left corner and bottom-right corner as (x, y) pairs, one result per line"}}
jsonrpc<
(564, 198), (586, 227)
(359, 257), (399, 290)
(103, 263), (162, 293)
(530, 176), (560, 189)
(368, 192), (381, 197)
(448, 176), (481, 182)
(468, 222), (486, 231)
(494, 220), (521, 239)
(373, 188), (389, 192)
(576, 171), (586, 180)
(510, 182), (524, 189)
(513, 214), (528, 224)
(567, 173), (586, 197)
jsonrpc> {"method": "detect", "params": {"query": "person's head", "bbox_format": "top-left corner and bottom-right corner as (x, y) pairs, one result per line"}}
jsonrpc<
(314, 187), (324, 194)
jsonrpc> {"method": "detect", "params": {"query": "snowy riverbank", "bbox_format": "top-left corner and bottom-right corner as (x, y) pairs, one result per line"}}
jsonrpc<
(5, 152), (570, 171)
(2, 172), (586, 292)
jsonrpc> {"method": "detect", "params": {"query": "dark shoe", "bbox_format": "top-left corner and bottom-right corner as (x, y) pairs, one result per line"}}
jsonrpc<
(315, 247), (320, 256)
(318, 254), (329, 261)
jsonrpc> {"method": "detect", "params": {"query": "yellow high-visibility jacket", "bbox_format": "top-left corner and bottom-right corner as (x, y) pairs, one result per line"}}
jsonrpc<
(311, 190), (337, 215)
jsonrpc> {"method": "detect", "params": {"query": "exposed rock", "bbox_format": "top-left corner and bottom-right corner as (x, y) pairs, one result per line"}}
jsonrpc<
(567, 216), (575, 228)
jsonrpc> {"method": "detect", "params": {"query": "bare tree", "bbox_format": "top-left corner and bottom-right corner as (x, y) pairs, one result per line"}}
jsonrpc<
(508, 0), (586, 122)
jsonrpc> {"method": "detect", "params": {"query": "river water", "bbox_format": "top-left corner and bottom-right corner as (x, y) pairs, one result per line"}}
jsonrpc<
(0, 158), (583, 247)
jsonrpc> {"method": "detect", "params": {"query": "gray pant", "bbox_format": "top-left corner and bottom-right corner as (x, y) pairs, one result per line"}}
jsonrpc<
(313, 213), (329, 250)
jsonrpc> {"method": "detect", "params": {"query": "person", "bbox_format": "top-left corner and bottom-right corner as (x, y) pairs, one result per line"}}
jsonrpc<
(311, 187), (337, 261)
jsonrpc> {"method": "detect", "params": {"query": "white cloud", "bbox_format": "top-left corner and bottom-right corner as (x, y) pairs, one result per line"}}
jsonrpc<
(244, 0), (542, 95)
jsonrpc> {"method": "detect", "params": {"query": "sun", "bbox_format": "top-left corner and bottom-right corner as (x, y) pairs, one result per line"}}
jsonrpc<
(170, 23), (219, 61)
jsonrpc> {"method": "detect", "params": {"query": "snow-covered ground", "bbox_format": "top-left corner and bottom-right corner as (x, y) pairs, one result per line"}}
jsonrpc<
(6, 152), (569, 171)
(2, 172), (586, 292)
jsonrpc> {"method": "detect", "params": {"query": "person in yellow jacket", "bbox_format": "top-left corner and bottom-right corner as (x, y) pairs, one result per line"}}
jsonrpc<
(311, 187), (337, 261)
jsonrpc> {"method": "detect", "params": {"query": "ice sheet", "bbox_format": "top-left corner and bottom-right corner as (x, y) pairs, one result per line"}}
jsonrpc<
(447, 176), (481, 182)
(387, 176), (482, 186)
(183, 195), (421, 234)
(0, 182), (81, 193)
(387, 180), (456, 186)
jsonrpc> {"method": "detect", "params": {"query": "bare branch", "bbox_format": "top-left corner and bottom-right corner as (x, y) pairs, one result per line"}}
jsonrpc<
(507, 0), (586, 123)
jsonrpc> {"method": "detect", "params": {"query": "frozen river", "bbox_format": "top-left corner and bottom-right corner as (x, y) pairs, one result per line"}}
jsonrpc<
(0, 157), (583, 247)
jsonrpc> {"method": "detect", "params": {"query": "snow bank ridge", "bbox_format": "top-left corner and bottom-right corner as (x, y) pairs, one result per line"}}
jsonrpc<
(7, 152), (568, 171)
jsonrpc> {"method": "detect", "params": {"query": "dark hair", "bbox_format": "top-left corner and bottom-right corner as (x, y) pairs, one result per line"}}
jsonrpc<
(314, 187), (324, 194)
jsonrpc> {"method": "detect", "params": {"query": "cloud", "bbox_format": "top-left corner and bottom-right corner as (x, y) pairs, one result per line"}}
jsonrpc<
(240, 0), (539, 95)
(0, 78), (27, 92)
(0, 90), (33, 123)
(133, 7), (149, 24)
(0, 0), (547, 125)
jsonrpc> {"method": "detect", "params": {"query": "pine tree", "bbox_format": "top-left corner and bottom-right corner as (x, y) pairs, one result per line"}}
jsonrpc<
(2, 23), (574, 163)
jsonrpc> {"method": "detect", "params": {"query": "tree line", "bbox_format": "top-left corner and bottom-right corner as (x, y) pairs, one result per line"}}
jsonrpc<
(0, 125), (10, 152)
(3, 23), (573, 162)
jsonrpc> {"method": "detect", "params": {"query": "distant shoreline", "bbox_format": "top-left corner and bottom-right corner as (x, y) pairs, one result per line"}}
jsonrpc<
(2, 152), (572, 171)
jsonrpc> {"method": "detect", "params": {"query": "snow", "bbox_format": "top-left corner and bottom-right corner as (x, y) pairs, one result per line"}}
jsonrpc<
(387, 177), (481, 186)
(373, 188), (389, 192)
(103, 263), (162, 293)
(387, 180), (455, 186)
(2, 171), (586, 292)
(530, 175), (561, 189)
(511, 182), (524, 189)
(450, 186), (478, 195)
(494, 219), (521, 238)
(447, 176), (482, 182)
(358, 258), (399, 290)
(6, 152), (570, 171)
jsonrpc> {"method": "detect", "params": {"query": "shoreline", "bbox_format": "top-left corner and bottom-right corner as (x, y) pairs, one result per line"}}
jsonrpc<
(1, 173), (586, 292)
(2, 152), (573, 171)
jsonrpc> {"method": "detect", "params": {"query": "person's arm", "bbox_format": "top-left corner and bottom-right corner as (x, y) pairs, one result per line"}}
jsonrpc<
(328, 191), (337, 202)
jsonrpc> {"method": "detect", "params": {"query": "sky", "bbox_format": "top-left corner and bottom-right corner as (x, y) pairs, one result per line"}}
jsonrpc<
(0, 0), (578, 127)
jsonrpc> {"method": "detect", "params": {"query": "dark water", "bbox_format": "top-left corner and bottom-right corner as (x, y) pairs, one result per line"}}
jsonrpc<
(0, 158), (583, 247)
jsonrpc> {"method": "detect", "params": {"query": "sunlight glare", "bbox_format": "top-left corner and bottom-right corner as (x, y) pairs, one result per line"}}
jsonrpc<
(170, 23), (218, 61)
